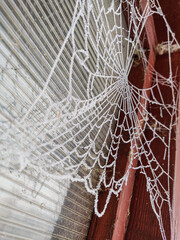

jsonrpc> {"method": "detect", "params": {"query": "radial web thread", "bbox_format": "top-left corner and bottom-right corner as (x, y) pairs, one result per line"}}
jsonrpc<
(0, 1), (179, 239)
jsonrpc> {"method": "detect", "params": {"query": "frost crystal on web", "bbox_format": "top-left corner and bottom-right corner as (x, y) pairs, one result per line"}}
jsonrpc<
(0, 1), (179, 239)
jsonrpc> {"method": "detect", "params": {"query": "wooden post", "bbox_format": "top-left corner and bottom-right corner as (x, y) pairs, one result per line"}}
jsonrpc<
(112, 1), (158, 239)
(171, 97), (180, 240)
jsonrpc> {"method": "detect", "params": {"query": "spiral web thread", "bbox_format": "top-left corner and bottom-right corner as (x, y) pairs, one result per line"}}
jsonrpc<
(0, 0), (179, 239)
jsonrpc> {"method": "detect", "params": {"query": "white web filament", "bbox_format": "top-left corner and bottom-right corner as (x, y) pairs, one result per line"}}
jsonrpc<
(0, 0), (179, 239)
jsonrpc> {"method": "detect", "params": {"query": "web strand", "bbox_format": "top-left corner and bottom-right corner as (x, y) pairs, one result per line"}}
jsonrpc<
(0, 1), (179, 239)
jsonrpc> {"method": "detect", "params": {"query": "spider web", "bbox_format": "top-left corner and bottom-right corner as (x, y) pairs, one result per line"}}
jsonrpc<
(0, 0), (179, 239)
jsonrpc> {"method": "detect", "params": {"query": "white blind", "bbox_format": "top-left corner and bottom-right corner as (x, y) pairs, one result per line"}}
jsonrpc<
(0, 0), (125, 239)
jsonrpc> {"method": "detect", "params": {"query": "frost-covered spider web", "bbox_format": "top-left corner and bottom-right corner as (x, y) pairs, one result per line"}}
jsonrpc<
(0, 0), (179, 239)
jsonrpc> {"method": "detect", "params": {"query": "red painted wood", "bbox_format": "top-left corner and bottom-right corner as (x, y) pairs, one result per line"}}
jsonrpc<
(125, 52), (180, 240)
(112, 1), (158, 239)
(171, 98), (180, 240)
(87, 62), (145, 239)
(140, 0), (157, 51)
(87, 143), (130, 240)
(125, 0), (180, 237)
(87, 1), (179, 239)
(112, 49), (156, 240)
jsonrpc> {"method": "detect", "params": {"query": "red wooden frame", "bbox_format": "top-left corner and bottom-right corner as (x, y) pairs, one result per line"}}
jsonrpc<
(112, 1), (158, 239)
(87, 1), (179, 239)
(171, 98), (180, 240)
